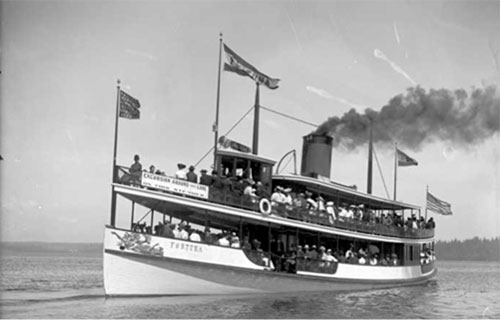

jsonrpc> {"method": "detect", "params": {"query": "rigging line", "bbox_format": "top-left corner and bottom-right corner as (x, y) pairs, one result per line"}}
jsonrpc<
(372, 145), (391, 199)
(260, 105), (319, 128)
(194, 106), (255, 168)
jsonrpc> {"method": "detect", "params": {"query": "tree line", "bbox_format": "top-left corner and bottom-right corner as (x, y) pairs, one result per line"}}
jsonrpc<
(435, 237), (500, 261)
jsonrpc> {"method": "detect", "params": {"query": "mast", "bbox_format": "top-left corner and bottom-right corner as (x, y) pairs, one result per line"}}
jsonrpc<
(425, 185), (429, 221)
(366, 122), (373, 194)
(393, 142), (398, 200)
(110, 79), (121, 227)
(252, 83), (260, 155)
(213, 33), (223, 167)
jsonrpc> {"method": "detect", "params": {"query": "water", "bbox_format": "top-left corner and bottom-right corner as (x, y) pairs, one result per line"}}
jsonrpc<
(1, 248), (499, 319)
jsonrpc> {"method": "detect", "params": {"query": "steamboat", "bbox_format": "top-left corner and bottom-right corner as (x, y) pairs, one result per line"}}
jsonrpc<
(103, 41), (436, 296)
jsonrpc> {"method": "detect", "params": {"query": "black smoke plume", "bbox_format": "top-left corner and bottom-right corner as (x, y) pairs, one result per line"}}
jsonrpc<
(313, 86), (500, 151)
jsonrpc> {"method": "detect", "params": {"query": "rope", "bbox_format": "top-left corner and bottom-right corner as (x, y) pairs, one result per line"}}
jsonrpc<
(194, 104), (316, 167)
(194, 105), (255, 167)
(372, 145), (391, 199)
(260, 105), (319, 128)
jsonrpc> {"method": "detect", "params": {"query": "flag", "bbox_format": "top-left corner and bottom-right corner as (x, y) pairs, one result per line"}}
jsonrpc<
(427, 191), (453, 215)
(223, 44), (280, 90)
(119, 90), (140, 119)
(397, 148), (418, 166)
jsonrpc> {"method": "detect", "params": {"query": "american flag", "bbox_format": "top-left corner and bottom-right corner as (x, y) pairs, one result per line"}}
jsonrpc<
(427, 191), (453, 215)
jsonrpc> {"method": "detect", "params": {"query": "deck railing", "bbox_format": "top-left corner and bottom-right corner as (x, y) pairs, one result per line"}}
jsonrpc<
(114, 165), (434, 239)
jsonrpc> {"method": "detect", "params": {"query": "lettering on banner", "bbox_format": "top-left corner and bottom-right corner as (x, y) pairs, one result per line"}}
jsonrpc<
(141, 172), (209, 199)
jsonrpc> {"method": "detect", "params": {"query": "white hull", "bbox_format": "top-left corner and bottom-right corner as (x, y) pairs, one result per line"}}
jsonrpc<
(103, 226), (436, 296)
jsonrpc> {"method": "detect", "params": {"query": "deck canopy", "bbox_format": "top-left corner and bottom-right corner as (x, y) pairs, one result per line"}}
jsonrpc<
(273, 173), (420, 211)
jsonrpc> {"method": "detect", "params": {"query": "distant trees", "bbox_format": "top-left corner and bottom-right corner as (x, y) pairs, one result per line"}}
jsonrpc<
(435, 237), (500, 261)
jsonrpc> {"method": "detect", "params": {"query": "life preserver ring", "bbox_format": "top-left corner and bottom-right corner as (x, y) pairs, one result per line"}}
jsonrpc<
(259, 198), (271, 215)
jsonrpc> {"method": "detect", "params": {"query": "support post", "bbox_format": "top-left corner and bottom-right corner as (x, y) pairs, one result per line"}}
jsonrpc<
(110, 80), (121, 227)
(130, 201), (135, 230)
(367, 122), (373, 194)
(150, 210), (154, 234)
(213, 33), (223, 167)
(425, 185), (429, 221)
(252, 83), (260, 155)
(393, 142), (398, 201)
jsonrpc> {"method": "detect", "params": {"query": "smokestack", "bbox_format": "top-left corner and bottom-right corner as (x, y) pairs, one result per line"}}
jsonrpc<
(301, 134), (333, 179)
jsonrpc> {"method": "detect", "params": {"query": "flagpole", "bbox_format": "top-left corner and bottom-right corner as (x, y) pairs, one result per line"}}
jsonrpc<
(213, 33), (223, 168)
(110, 79), (121, 227)
(393, 142), (398, 201)
(252, 82), (260, 155)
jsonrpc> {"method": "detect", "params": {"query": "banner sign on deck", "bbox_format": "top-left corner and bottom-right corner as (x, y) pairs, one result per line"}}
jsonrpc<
(141, 172), (209, 199)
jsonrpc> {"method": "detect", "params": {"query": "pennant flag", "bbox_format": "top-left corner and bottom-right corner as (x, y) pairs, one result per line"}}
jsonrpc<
(427, 191), (453, 215)
(223, 44), (280, 90)
(397, 148), (418, 166)
(119, 90), (140, 119)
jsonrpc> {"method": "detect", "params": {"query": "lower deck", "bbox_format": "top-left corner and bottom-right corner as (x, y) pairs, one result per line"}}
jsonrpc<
(103, 226), (437, 296)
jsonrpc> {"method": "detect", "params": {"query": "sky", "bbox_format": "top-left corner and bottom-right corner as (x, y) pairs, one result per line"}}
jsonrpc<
(1, 0), (499, 243)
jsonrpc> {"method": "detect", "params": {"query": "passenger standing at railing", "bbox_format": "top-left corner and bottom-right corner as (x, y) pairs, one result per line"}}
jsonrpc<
(125, 154), (142, 185)
(175, 163), (187, 180)
(178, 223), (189, 240)
(161, 224), (176, 238)
(418, 216), (425, 229)
(405, 217), (412, 229)
(186, 165), (198, 183)
(230, 232), (240, 248)
(188, 227), (201, 242)
(309, 245), (318, 260)
(305, 191), (317, 210)
(346, 205), (355, 220)
(338, 206), (348, 221)
(271, 186), (283, 206)
(296, 245), (305, 259)
(284, 188), (293, 210)
(316, 195), (325, 212)
(326, 201), (336, 223)
(199, 169), (213, 186)
(324, 249), (337, 266)
(149, 165), (156, 174)
(426, 217), (436, 229)
(293, 193), (305, 208)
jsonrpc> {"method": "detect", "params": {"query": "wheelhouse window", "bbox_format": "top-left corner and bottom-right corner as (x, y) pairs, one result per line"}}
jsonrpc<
(219, 155), (272, 185)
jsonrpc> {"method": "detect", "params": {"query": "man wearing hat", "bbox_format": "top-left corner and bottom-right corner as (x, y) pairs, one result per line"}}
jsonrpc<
(178, 222), (189, 240)
(326, 201), (336, 224)
(309, 244), (318, 260)
(271, 186), (284, 206)
(175, 163), (187, 180)
(186, 165), (198, 183)
(199, 169), (213, 186)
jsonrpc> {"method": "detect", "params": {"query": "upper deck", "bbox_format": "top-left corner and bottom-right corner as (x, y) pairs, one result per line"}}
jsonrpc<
(114, 163), (434, 240)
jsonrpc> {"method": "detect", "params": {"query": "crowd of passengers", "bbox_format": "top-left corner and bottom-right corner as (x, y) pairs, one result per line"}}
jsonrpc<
(123, 154), (436, 234)
(120, 154), (215, 186)
(133, 221), (242, 247)
(267, 186), (436, 230)
(132, 220), (435, 273)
